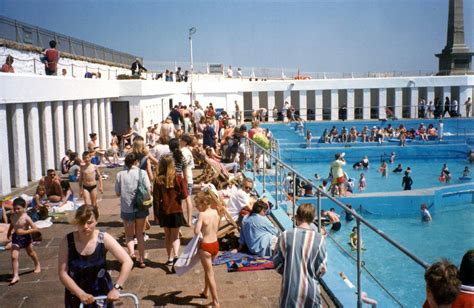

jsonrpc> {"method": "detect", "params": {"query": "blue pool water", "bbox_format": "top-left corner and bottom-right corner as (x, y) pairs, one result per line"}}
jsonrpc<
(291, 158), (472, 193)
(262, 119), (474, 306)
(329, 202), (474, 307)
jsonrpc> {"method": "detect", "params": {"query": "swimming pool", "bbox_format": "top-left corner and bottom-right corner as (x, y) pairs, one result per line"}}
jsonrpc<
(258, 119), (474, 306)
(291, 157), (472, 193)
(328, 201), (474, 307)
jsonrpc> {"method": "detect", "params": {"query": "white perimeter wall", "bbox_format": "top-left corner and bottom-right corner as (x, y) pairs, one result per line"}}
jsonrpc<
(1, 72), (473, 118)
(0, 46), (129, 79)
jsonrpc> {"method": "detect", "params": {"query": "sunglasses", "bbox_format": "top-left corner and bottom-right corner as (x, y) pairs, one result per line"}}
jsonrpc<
(244, 186), (253, 190)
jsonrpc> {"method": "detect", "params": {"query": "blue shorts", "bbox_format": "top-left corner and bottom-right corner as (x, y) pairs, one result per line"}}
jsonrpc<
(188, 183), (193, 196)
(121, 209), (149, 222)
(12, 233), (32, 249)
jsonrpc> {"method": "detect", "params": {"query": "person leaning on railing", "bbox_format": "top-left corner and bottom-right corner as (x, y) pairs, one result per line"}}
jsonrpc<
(131, 58), (147, 77)
(43, 40), (60, 76)
(1, 55), (14, 73)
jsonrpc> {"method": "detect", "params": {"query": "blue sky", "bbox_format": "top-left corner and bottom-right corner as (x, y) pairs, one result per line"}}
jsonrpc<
(1, 0), (473, 73)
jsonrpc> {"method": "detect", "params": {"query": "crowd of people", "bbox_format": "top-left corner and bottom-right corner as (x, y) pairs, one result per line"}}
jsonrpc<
(2, 40), (60, 75)
(0, 99), (280, 307)
(418, 96), (473, 119)
(301, 121), (444, 147)
(0, 91), (472, 306)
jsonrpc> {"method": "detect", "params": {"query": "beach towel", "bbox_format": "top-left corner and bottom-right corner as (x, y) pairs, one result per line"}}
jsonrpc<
(174, 233), (202, 276)
(35, 217), (53, 229)
(51, 201), (75, 213)
(213, 251), (274, 272)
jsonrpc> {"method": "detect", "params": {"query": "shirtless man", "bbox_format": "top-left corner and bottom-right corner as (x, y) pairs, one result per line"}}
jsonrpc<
(87, 133), (111, 165)
(160, 117), (175, 139)
(322, 208), (341, 232)
(39, 169), (63, 202)
(79, 151), (103, 206)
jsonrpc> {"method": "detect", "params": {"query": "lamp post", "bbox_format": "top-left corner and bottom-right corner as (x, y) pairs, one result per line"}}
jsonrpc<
(189, 27), (196, 106)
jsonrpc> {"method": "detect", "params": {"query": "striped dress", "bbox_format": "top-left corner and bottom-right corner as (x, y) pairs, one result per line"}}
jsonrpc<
(274, 227), (327, 308)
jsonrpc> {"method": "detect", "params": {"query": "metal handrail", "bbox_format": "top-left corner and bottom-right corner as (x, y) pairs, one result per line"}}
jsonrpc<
(326, 232), (404, 307)
(246, 135), (429, 307)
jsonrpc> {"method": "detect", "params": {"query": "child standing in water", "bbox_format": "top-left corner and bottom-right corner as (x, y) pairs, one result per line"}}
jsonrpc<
(390, 152), (396, 164)
(7, 197), (41, 285)
(306, 129), (312, 148)
(194, 191), (220, 307)
(358, 173), (366, 192)
(79, 151), (103, 206)
(379, 161), (388, 177)
(463, 166), (470, 177)
(420, 204), (432, 222)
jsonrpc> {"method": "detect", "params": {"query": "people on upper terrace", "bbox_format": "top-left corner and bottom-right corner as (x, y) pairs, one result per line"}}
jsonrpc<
(1, 55), (14, 73)
(43, 40), (60, 76)
(131, 58), (147, 76)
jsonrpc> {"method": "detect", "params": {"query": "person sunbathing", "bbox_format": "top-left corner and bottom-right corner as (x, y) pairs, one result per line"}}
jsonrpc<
(205, 147), (238, 176)
(237, 200), (279, 257)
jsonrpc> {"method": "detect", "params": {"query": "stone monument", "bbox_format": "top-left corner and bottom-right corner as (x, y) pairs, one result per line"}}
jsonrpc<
(436, 0), (473, 75)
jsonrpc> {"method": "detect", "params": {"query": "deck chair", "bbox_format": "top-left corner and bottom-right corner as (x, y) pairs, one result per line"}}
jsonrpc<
(194, 163), (218, 184)
(204, 157), (231, 190)
(202, 183), (240, 239)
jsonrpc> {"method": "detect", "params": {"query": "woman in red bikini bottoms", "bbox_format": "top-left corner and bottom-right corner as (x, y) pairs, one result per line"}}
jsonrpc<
(194, 191), (220, 307)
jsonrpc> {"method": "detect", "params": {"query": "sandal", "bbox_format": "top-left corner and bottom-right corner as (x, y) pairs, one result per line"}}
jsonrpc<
(137, 261), (146, 268)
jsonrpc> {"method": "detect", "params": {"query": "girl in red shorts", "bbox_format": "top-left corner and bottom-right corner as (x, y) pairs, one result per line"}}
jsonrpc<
(194, 191), (220, 307)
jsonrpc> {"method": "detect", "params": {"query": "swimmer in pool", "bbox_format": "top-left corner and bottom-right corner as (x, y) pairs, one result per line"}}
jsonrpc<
(441, 164), (451, 183)
(350, 226), (364, 250)
(463, 166), (470, 178)
(344, 204), (354, 222)
(420, 204), (432, 222)
(322, 208), (341, 232)
(379, 161), (388, 177)
(361, 156), (369, 169)
(393, 164), (403, 173)
(353, 161), (363, 170)
(358, 173), (366, 192)
(390, 152), (396, 164)
(402, 171), (413, 190)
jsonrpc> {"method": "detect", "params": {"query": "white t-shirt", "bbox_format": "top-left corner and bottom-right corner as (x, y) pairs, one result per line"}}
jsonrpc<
(181, 147), (195, 185)
(226, 187), (250, 221)
(151, 144), (170, 163)
(194, 109), (204, 124)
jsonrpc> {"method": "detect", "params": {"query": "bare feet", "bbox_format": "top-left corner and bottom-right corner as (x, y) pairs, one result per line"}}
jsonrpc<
(9, 277), (19, 286)
(199, 290), (208, 298)
(34, 265), (41, 273)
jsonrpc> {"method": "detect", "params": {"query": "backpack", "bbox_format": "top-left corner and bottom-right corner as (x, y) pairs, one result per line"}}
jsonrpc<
(133, 169), (152, 212)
